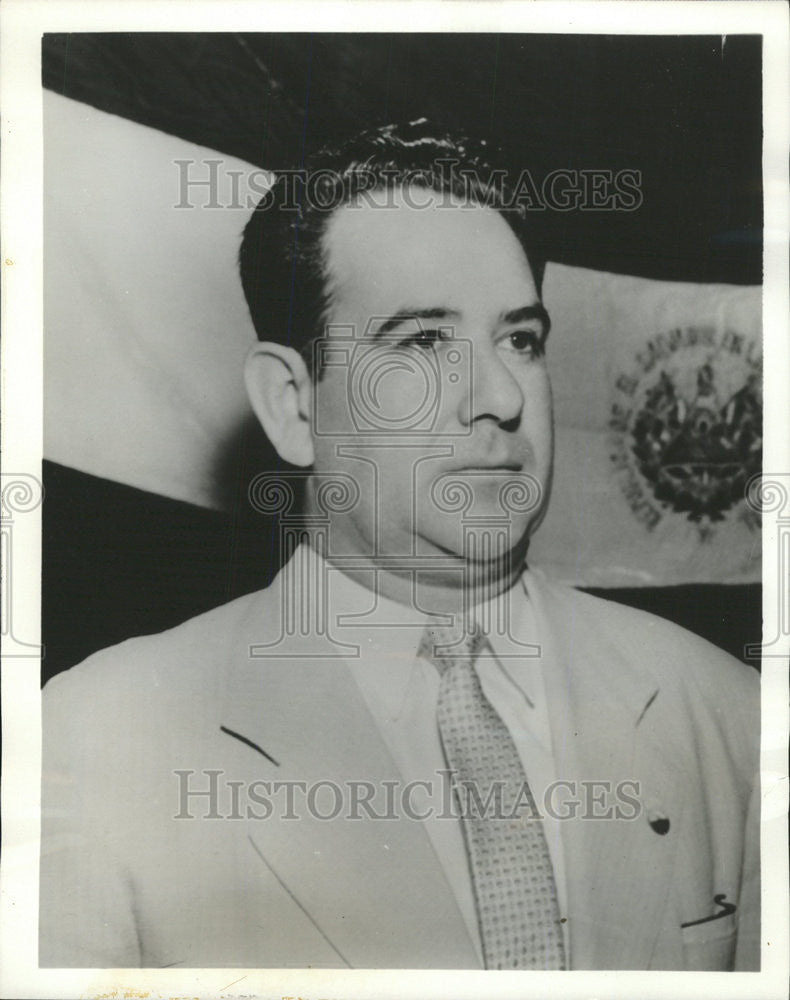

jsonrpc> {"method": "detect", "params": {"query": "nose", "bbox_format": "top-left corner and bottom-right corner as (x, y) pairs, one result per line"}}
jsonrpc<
(457, 343), (524, 428)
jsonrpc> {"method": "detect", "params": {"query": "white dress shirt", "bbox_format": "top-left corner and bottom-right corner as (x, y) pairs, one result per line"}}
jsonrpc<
(303, 544), (568, 963)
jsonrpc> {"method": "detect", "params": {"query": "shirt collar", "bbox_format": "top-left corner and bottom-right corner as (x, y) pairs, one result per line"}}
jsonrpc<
(302, 543), (542, 718)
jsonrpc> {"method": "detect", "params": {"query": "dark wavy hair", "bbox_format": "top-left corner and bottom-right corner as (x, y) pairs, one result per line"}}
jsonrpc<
(238, 118), (546, 377)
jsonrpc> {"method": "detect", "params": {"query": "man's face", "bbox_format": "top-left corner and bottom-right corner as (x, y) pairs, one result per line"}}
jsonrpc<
(310, 186), (553, 573)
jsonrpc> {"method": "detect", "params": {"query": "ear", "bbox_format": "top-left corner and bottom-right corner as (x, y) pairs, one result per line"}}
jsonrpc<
(244, 342), (314, 467)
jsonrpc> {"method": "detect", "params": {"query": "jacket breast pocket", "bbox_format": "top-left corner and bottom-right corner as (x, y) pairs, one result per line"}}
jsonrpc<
(681, 912), (737, 971)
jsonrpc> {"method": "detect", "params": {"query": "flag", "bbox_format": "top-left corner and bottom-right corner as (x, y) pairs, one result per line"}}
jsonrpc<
(532, 265), (761, 584)
(44, 92), (761, 585)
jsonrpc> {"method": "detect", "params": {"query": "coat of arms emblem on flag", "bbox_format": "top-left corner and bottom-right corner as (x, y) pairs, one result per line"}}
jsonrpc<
(610, 326), (762, 537)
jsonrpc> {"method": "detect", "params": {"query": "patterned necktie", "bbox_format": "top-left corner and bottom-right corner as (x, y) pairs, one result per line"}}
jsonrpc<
(419, 620), (566, 970)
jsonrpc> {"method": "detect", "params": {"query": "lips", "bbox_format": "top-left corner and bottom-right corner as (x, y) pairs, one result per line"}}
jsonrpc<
(452, 462), (524, 472)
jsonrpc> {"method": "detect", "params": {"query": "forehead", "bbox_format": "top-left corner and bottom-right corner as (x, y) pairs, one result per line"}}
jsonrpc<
(322, 186), (538, 318)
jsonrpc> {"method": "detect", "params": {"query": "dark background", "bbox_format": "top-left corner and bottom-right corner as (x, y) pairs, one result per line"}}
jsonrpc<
(43, 32), (762, 284)
(41, 33), (762, 683)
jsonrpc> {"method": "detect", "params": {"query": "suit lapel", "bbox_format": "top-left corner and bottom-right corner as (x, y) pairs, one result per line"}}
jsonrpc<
(527, 572), (686, 969)
(219, 574), (481, 969)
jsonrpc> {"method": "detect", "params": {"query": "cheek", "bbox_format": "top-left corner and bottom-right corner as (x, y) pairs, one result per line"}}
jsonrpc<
(525, 370), (553, 445)
(352, 350), (440, 431)
(318, 349), (443, 435)
(313, 370), (353, 435)
(498, 360), (551, 432)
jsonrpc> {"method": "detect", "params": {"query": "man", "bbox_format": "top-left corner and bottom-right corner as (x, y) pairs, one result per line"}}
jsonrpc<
(40, 120), (759, 970)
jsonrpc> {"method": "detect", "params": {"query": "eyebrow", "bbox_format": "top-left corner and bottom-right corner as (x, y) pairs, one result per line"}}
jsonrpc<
(499, 304), (552, 339)
(373, 307), (462, 338)
(371, 302), (552, 340)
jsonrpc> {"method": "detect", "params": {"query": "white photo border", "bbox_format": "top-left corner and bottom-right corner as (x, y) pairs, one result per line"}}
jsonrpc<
(1, 2), (788, 999)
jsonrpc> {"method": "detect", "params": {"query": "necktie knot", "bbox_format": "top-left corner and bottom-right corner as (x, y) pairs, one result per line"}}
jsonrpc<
(418, 619), (485, 675)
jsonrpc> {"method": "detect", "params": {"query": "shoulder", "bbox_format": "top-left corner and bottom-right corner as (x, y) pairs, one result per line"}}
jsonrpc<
(526, 567), (759, 727)
(527, 569), (759, 788)
(42, 585), (275, 730)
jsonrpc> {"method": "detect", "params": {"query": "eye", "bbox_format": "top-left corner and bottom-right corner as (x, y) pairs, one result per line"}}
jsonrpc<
(501, 329), (545, 359)
(398, 328), (448, 351)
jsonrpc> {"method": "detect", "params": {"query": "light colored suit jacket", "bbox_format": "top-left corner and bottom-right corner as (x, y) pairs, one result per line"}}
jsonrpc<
(40, 561), (760, 970)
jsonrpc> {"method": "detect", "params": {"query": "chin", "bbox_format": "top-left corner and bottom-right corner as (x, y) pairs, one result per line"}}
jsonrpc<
(461, 524), (531, 563)
(419, 518), (532, 565)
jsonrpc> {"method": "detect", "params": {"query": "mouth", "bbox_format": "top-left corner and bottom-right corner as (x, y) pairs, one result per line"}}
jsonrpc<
(452, 463), (524, 473)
